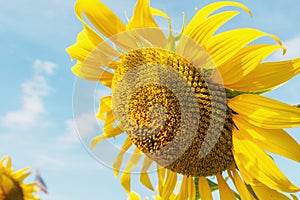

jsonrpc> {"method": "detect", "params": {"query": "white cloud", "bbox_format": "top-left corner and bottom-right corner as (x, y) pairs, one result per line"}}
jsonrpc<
(60, 112), (101, 144)
(272, 35), (300, 61)
(33, 59), (57, 75)
(0, 60), (57, 130)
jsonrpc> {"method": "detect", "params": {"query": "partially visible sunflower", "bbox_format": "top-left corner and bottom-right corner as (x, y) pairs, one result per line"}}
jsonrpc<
(67, 0), (300, 199)
(0, 156), (39, 200)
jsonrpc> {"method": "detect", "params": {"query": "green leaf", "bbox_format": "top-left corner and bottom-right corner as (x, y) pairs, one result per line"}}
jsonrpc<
(226, 89), (271, 99)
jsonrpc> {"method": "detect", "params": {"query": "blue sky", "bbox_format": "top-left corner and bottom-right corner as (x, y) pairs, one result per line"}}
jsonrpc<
(0, 0), (299, 199)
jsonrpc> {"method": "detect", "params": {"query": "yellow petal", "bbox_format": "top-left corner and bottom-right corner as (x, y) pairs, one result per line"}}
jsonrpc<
(121, 148), (142, 194)
(182, 11), (240, 47)
(233, 116), (300, 162)
(68, 0), (121, 62)
(1, 155), (11, 168)
(140, 156), (154, 190)
(96, 96), (112, 120)
(177, 11), (241, 69)
(126, 0), (167, 48)
(228, 94), (300, 128)
(199, 177), (213, 200)
(127, 0), (159, 29)
(161, 170), (177, 199)
(128, 192), (141, 200)
(232, 129), (300, 193)
(121, 172), (131, 194)
(15, 168), (30, 181)
(150, 8), (170, 21)
(184, 1), (251, 37)
(90, 126), (122, 150)
(157, 166), (166, 195)
(66, 29), (96, 61)
(229, 168), (255, 200)
(291, 194), (299, 200)
(124, 148), (142, 173)
(226, 58), (300, 92)
(113, 138), (132, 177)
(140, 173), (154, 191)
(206, 28), (281, 66)
(175, 176), (189, 200)
(76, 0), (125, 38)
(187, 176), (196, 200)
(252, 182), (290, 200)
(217, 44), (285, 87)
(216, 174), (236, 200)
(71, 60), (115, 87)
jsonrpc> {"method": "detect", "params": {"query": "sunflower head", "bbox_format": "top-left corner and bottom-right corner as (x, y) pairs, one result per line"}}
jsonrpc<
(0, 156), (39, 200)
(68, 0), (300, 199)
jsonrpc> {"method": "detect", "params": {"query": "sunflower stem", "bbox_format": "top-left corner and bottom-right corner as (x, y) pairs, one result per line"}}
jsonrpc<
(194, 177), (200, 200)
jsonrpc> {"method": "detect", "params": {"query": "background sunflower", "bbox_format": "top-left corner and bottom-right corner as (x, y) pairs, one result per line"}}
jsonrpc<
(0, 156), (39, 200)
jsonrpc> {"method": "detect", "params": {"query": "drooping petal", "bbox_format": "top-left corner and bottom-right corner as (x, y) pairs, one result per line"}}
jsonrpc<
(157, 166), (166, 195)
(121, 172), (131, 194)
(252, 182), (291, 200)
(199, 177), (213, 200)
(175, 176), (188, 200)
(128, 192), (141, 200)
(161, 170), (177, 199)
(91, 97), (123, 149)
(90, 125), (123, 150)
(232, 129), (300, 193)
(76, 0), (125, 38)
(187, 176), (196, 200)
(216, 173), (236, 200)
(140, 156), (154, 190)
(233, 116), (300, 162)
(96, 96), (112, 120)
(205, 28), (281, 67)
(228, 94), (300, 129)
(225, 58), (300, 92)
(120, 148), (143, 193)
(217, 44), (285, 87)
(113, 137), (132, 177)
(73, 62), (114, 86)
(229, 168), (255, 200)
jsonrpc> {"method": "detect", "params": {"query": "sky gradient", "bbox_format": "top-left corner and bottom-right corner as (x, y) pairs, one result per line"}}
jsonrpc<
(0, 0), (300, 199)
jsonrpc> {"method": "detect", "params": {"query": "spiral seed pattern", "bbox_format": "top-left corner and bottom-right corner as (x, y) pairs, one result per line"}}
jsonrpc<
(112, 48), (235, 177)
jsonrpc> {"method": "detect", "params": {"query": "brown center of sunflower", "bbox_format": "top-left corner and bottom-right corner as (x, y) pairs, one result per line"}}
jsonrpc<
(0, 173), (23, 200)
(112, 48), (234, 177)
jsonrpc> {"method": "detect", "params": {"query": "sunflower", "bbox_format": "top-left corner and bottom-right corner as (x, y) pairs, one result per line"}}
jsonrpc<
(67, 0), (300, 199)
(0, 156), (39, 200)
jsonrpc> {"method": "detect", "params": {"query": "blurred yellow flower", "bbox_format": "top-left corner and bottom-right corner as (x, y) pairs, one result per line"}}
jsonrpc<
(67, 0), (300, 199)
(0, 156), (39, 200)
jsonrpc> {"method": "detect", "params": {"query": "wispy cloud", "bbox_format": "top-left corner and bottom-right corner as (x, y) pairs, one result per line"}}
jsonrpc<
(60, 112), (101, 144)
(0, 60), (57, 130)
